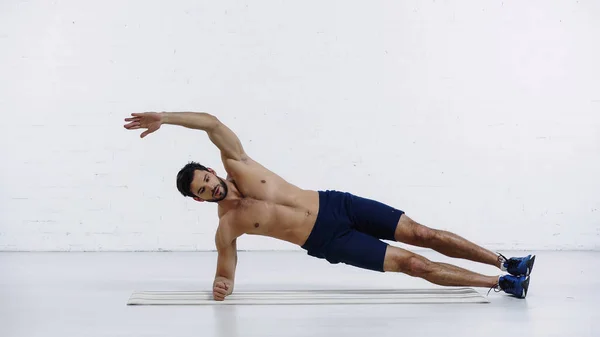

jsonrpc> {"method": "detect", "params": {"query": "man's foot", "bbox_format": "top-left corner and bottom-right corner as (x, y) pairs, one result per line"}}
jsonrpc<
(498, 253), (536, 276)
(492, 275), (530, 298)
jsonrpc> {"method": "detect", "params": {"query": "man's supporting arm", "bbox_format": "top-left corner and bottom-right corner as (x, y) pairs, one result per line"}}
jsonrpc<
(160, 112), (248, 162)
(213, 229), (238, 301)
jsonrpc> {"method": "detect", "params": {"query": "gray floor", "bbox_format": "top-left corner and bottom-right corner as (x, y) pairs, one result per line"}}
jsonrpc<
(0, 250), (598, 337)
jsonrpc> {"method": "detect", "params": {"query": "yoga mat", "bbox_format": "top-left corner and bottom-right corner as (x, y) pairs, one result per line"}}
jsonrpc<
(127, 288), (489, 305)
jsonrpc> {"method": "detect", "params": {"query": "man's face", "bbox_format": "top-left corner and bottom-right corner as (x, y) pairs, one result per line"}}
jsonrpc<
(190, 169), (227, 202)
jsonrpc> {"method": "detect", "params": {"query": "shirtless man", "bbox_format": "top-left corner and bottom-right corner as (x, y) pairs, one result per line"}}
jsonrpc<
(124, 111), (535, 301)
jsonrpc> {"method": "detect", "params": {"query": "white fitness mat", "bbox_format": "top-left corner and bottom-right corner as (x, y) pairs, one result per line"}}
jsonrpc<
(127, 288), (489, 305)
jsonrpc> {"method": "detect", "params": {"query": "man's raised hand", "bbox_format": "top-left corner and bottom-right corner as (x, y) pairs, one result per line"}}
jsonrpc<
(123, 112), (163, 138)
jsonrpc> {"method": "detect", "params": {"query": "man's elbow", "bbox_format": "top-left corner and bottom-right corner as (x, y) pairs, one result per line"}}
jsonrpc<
(203, 114), (221, 131)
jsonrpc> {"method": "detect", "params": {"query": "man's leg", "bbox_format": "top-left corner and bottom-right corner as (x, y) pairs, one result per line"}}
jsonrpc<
(343, 192), (534, 276)
(393, 214), (503, 268)
(383, 245), (531, 298)
(383, 245), (499, 287)
(325, 226), (531, 298)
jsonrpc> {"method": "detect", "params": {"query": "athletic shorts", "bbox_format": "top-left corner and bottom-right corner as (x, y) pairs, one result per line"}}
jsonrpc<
(300, 190), (404, 272)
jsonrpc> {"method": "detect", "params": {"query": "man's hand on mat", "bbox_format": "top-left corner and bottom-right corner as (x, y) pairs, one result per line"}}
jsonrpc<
(213, 277), (233, 301)
(123, 112), (163, 138)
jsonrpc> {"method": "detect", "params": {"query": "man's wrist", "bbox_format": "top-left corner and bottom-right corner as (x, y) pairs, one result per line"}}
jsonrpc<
(159, 112), (170, 124)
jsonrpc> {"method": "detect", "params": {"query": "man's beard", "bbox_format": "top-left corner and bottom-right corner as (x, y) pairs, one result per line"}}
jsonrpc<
(207, 177), (228, 203)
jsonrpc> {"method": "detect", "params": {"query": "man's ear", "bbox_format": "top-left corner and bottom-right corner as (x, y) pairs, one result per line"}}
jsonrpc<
(193, 197), (204, 203)
(207, 168), (216, 175)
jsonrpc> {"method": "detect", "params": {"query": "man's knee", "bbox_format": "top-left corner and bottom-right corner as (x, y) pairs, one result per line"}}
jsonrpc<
(384, 248), (433, 276)
(395, 215), (438, 245)
(404, 255), (433, 276)
(395, 215), (440, 246)
(413, 225), (438, 244)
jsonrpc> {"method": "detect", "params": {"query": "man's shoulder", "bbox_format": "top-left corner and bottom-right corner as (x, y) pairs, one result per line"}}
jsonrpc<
(222, 155), (279, 179)
(215, 210), (244, 245)
(215, 221), (238, 248)
(221, 154), (257, 170)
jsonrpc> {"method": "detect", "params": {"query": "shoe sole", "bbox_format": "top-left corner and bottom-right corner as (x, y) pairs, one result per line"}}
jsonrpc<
(521, 275), (530, 298)
(526, 255), (536, 276)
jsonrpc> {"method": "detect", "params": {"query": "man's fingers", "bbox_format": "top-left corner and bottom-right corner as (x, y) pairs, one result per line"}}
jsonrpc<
(214, 287), (227, 295)
(124, 117), (139, 122)
(214, 290), (227, 298)
(124, 122), (140, 129)
(213, 289), (227, 300)
(132, 112), (152, 117)
(140, 130), (152, 138)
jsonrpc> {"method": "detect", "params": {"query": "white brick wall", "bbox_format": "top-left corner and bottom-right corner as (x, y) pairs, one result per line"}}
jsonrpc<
(1, 0), (599, 251)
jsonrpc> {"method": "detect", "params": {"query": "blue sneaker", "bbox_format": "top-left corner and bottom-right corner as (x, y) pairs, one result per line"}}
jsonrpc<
(499, 253), (535, 276)
(492, 275), (530, 298)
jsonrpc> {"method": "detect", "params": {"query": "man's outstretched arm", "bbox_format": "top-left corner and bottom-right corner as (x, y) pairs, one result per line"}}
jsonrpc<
(124, 111), (248, 162)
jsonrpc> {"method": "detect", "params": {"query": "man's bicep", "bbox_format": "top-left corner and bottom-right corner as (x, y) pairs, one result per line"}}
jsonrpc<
(208, 120), (248, 162)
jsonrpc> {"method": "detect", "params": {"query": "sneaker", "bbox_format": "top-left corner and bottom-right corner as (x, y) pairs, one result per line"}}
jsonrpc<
(491, 275), (530, 298)
(499, 253), (536, 276)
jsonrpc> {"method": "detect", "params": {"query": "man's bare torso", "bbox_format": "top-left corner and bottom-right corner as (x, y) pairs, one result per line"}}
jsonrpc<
(215, 157), (320, 247)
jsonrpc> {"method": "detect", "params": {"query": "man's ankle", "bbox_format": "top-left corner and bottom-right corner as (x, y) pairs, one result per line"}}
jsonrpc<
(497, 253), (507, 271)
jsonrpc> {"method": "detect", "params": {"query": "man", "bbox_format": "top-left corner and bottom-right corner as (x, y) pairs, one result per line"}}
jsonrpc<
(124, 111), (534, 301)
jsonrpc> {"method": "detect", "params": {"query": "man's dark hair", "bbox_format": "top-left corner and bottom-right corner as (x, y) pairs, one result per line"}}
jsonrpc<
(176, 161), (208, 198)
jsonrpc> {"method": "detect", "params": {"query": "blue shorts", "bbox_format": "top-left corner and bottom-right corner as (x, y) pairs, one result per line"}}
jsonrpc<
(301, 190), (405, 272)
